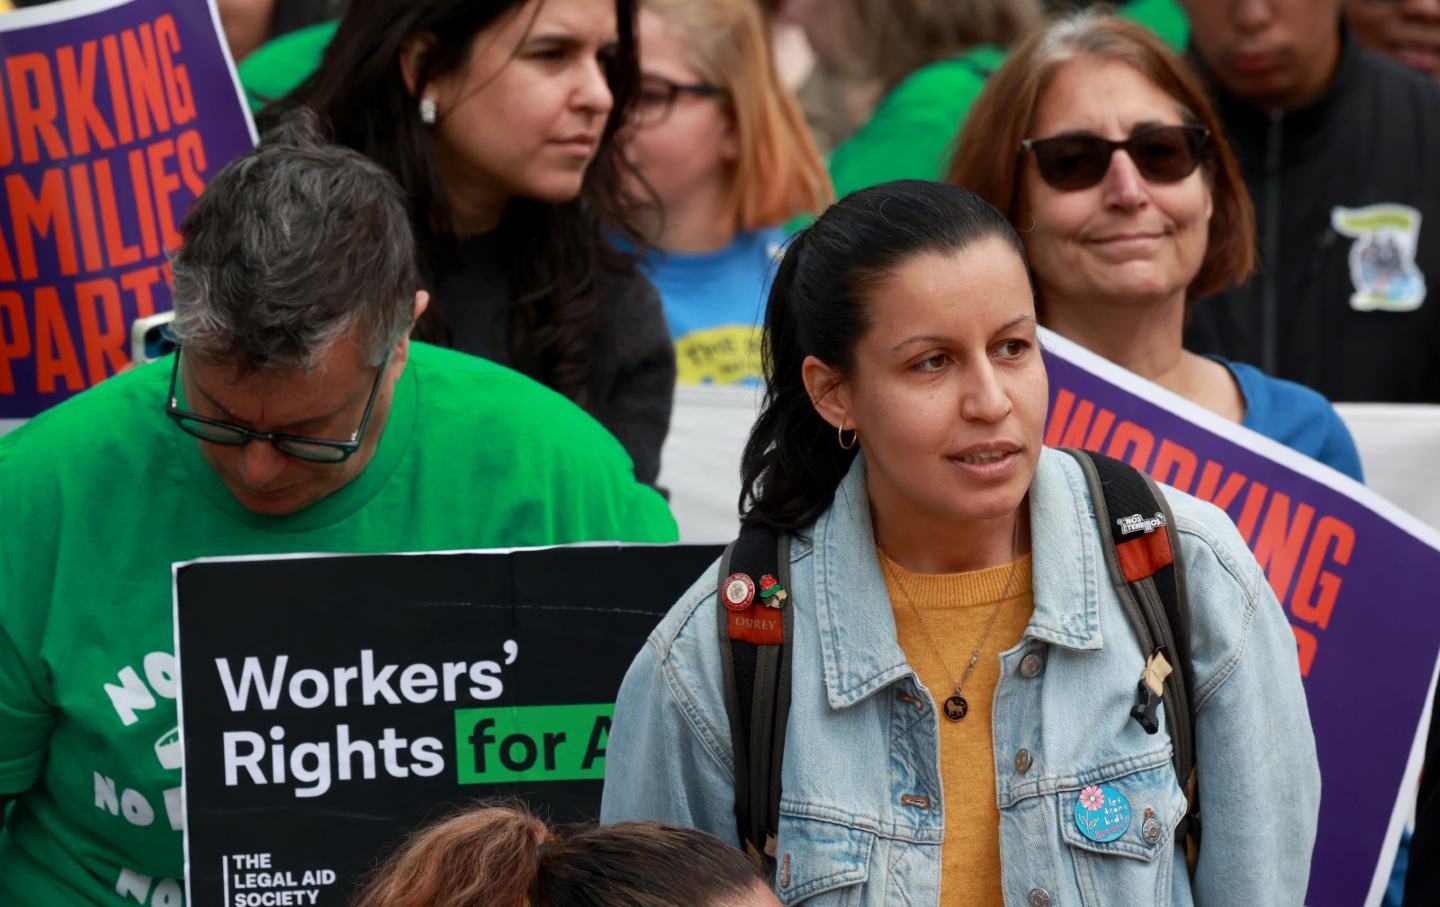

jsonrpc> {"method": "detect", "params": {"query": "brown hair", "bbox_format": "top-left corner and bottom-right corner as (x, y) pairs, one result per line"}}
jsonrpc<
(643, 0), (831, 230)
(351, 803), (766, 907)
(947, 12), (1255, 302)
(828, 0), (1042, 89)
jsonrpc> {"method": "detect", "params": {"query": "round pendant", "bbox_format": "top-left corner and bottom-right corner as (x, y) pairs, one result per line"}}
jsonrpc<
(943, 695), (969, 721)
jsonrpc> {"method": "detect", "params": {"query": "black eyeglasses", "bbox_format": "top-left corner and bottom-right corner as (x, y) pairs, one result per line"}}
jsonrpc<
(165, 346), (389, 464)
(1020, 124), (1211, 191)
(632, 74), (724, 127)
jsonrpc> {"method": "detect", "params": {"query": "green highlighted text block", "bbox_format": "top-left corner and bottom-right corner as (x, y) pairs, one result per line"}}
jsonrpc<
(455, 703), (612, 784)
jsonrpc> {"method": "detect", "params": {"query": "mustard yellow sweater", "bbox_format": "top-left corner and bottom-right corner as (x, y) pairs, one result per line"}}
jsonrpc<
(879, 550), (1035, 907)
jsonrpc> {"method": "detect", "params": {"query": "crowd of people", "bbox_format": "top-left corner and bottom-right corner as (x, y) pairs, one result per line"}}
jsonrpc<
(2, 0), (1439, 905)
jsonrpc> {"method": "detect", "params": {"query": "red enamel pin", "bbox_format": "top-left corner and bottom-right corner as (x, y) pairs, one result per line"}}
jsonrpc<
(723, 573), (756, 611)
(758, 574), (788, 608)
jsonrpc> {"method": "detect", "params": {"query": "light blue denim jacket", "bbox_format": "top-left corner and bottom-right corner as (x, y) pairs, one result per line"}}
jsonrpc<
(602, 448), (1320, 906)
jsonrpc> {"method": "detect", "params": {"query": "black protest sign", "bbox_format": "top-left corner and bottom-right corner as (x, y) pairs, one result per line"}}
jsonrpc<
(175, 543), (722, 907)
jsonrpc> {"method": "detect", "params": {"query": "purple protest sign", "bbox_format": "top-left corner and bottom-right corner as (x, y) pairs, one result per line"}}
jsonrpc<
(0, 0), (256, 421)
(1041, 329), (1440, 907)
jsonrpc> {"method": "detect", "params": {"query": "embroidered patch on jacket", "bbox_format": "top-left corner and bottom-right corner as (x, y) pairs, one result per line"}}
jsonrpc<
(1332, 204), (1427, 312)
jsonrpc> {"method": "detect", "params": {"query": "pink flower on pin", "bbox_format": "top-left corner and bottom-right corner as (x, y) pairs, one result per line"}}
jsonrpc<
(1079, 786), (1105, 812)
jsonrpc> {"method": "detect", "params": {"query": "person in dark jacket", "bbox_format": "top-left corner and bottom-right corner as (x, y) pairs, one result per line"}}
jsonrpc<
(265, 0), (676, 486)
(1180, 0), (1440, 403)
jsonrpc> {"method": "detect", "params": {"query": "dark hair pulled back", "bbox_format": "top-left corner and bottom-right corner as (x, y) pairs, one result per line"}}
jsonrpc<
(741, 179), (1030, 533)
(262, 0), (644, 408)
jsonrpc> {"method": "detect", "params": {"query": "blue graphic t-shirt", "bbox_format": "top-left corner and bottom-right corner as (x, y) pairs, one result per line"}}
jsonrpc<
(639, 226), (787, 385)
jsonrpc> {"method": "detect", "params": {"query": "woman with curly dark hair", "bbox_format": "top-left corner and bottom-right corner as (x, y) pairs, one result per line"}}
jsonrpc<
(266, 0), (675, 484)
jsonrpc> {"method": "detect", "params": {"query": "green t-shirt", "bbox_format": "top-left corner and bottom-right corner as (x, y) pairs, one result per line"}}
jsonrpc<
(825, 0), (1191, 201)
(0, 343), (676, 905)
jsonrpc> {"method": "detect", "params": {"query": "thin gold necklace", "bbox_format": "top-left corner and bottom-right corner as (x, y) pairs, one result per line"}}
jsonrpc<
(883, 519), (1022, 722)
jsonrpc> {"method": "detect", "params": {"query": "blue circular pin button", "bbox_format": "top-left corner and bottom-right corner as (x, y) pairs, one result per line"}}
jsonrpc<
(1074, 784), (1131, 843)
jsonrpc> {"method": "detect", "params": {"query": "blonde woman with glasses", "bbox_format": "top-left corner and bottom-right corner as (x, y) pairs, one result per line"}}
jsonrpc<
(623, 0), (831, 385)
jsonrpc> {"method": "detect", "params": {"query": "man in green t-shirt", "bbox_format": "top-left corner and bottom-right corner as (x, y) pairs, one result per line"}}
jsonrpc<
(0, 115), (676, 906)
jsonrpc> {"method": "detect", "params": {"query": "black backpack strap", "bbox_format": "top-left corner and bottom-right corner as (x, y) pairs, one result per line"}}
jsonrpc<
(716, 525), (793, 877)
(1062, 448), (1200, 851)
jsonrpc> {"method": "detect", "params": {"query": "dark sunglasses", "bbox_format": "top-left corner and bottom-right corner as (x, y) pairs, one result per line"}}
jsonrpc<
(1020, 124), (1211, 191)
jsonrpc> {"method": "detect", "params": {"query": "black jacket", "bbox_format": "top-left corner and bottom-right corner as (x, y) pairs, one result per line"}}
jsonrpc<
(432, 233), (676, 487)
(1186, 26), (1440, 402)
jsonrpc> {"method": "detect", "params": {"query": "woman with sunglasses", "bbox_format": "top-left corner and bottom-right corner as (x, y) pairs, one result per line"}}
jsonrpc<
(265, 0), (676, 486)
(950, 13), (1362, 480)
(622, 0), (830, 385)
(603, 180), (1319, 906)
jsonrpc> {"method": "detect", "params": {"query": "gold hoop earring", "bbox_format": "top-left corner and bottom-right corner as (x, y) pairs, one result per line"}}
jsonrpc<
(837, 424), (858, 450)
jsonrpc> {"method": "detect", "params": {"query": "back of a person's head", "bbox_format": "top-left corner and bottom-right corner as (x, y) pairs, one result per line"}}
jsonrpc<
(825, 0), (1042, 88)
(351, 805), (770, 907)
(169, 109), (418, 373)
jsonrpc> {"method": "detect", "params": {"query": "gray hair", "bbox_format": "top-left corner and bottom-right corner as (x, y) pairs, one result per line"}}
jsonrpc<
(170, 110), (419, 372)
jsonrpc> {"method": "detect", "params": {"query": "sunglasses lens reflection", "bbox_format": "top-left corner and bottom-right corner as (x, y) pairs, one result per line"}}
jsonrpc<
(1035, 136), (1111, 189)
(1130, 128), (1200, 182)
(1033, 126), (1203, 190)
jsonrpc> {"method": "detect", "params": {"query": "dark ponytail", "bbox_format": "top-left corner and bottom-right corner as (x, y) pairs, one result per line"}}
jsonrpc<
(740, 179), (1030, 533)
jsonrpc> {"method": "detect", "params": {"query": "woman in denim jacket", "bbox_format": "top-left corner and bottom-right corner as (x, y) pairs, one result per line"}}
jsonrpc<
(602, 181), (1319, 906)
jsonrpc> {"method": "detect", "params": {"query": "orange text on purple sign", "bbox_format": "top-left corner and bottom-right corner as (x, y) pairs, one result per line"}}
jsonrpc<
(0, 13), (215, 396)
(1047, 388), (1356, 676)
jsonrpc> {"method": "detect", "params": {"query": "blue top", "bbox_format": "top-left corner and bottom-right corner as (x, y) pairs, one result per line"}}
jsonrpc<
(1219, 358), (1365, 481)
(638, 226), (786, 385)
